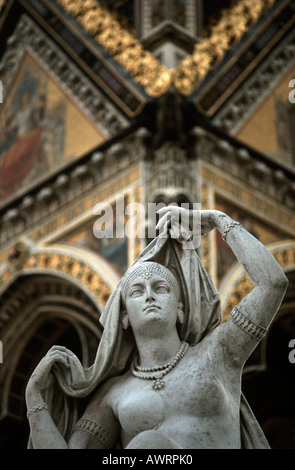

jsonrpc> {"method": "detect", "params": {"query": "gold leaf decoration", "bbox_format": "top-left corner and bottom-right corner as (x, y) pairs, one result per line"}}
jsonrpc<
(57, 0), (276, 96)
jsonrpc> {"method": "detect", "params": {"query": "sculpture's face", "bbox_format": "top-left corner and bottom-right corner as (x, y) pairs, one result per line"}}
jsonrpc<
(125, 273), (179, 336)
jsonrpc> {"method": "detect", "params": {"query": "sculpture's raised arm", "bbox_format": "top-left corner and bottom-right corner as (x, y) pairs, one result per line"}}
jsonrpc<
(214, 209), (288, 364)
(157, 207), (288, 365)
(214, 210), (288, 322)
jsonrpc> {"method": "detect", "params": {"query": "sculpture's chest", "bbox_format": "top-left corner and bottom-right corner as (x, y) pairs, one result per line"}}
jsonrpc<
(115, 354), (231, 437)
(117, 388), (165, 436)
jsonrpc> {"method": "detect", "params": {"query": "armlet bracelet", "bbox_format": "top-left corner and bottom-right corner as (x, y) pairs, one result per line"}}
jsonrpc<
(221, 221), (242, 242)
(74, 418), (116, 449)
(230, 306), (267, 341)
(26, 403), (48, 418)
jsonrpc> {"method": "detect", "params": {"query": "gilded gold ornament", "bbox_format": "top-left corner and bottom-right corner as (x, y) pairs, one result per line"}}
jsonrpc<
(56, 0), (276, 97)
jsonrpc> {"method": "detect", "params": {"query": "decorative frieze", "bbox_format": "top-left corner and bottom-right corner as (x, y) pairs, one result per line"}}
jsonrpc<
(192, 126), (295, 214)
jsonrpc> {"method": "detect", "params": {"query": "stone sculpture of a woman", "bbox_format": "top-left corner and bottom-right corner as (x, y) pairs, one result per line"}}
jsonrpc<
(25, 207), (288, 448)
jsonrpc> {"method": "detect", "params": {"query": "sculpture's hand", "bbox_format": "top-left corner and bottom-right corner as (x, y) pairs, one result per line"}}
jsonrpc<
(26, 346), (71, 396)
(156, 206), (224, 238)
(25, 345), (75, 449)
(198, 210), (222, 236)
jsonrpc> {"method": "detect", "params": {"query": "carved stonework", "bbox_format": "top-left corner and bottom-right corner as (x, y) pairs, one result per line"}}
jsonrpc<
(145, 143), (198, 204)
(23, 252), (113, 306)
(138, 0), (200, 38)
(0, 245), (118, 322)
(192, 126), (295, 212)
(0, 14), (128, 136)
(213, 26), (295, 134)
(0, 129), (144, 251)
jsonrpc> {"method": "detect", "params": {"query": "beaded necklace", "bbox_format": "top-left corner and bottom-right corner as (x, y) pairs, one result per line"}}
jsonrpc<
(130, 341), (189, 391)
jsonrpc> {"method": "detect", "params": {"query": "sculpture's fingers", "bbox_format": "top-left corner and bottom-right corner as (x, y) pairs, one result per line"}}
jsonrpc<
(155, 211), (171, 232)
(159, 218), (171, 238)
(156, 206), (170, 216)
(157, 206), (181, 219)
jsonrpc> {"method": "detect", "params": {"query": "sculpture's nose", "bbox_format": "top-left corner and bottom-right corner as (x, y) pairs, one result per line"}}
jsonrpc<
(146, 295), (155, 302)
(145, 285), (155, 302)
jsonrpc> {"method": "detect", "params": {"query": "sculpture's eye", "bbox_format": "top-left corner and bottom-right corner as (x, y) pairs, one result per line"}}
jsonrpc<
(129, 287), (143, 297)
(154, 283), (169, 293)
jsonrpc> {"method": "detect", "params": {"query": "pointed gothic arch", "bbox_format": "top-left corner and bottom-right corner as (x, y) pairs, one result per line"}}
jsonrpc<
(0, 243), (121, 448)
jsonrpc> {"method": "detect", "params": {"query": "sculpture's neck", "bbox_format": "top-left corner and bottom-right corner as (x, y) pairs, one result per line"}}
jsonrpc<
(135, 332), (181, 370)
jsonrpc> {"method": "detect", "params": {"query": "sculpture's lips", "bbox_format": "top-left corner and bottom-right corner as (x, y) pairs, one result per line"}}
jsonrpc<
(144, 304), (161, 312)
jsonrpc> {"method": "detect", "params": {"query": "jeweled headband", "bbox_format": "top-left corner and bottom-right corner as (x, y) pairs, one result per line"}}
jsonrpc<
(121, 262), (180, 302)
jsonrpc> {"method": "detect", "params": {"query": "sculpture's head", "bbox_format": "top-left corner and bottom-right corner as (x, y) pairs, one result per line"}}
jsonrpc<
(121, 262), (184, 335)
